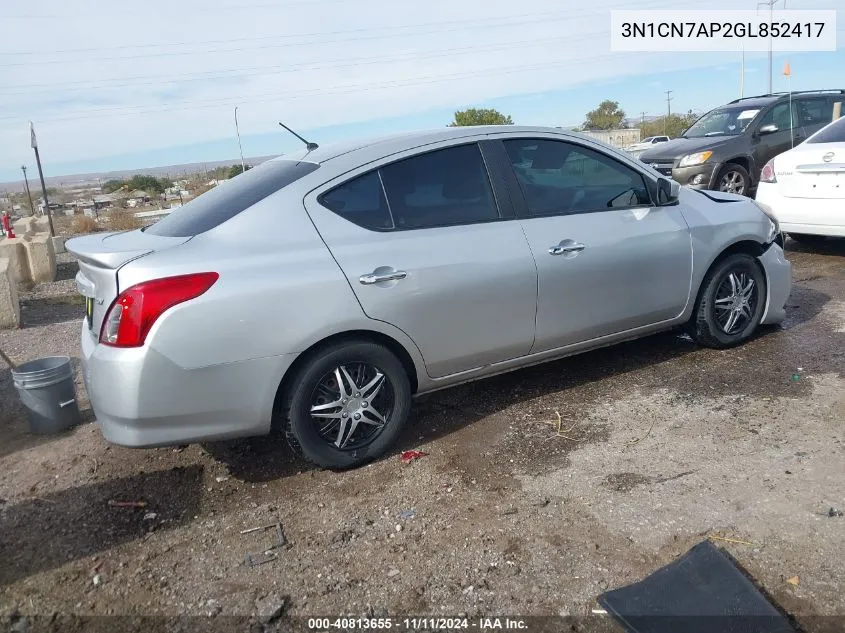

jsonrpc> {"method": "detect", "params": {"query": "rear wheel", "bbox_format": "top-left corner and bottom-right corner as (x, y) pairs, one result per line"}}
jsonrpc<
(716, 163), (750, 196)
(689, 253), (766, 349)
(282, 341), (411, 469)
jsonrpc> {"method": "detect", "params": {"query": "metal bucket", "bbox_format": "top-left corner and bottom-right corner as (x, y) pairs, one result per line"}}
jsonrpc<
(11, 356), (81, 434)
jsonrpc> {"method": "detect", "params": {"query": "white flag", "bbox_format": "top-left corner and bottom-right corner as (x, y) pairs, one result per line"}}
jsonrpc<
(30, 121), (37, 149)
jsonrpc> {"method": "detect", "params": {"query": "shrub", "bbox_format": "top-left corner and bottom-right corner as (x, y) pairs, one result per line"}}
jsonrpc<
(109, 211), (142, 232)
(71, 215), (101, 235)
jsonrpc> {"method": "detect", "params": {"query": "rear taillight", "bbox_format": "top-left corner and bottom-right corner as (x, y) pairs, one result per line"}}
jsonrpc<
(100, 272), (219, 347)
(760, 159), (777, 183)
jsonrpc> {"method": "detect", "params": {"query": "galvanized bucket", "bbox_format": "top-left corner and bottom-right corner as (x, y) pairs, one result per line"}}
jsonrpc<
(11, 356), (81, 434)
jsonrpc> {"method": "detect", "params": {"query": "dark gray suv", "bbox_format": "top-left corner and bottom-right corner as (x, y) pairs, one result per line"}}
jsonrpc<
(639, 89), (845, 196)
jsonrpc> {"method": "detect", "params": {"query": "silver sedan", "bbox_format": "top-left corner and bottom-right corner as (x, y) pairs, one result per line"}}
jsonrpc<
(67, 126), (791, 469)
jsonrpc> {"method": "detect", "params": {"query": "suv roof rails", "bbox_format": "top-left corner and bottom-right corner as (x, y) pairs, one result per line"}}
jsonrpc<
(728, 89), (845, 104)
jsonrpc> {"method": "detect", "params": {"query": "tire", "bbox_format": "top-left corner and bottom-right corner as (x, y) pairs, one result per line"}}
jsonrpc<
(689, 253), (767, 349)
(282, 341), (412, 469)
(788, 233), (827, 245)
(716, 163), (751, 196)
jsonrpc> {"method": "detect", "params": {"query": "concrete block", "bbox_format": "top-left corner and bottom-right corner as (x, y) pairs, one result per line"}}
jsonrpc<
(33, 216), (51, 234)
(0, 238), (32, 285)
(51, 236), (66, 254)
(12, 217), (36, 236)
(22, 234), (56, 284)
(0, 258), (20, 329)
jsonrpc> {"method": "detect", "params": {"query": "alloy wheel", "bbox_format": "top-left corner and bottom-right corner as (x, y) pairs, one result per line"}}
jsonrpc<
(309, 362), (394, 450)
(719, 170), (746, 195)
(713, 271), (758, 334)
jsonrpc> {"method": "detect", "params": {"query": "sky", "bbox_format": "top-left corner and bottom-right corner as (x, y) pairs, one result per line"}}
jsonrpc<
(1, 0), (843, 184)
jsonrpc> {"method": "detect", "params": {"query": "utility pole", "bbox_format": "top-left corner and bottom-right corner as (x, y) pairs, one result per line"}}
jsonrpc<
(664, 90), (673, 135)
(20, 166), (35, 217)
(234, 106), (246, 175)
(758, 0), (785, 94)
(29, 122), (55, 236)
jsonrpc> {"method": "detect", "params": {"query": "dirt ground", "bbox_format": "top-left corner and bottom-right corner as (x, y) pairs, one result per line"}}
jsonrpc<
(1, 240), (843, 632)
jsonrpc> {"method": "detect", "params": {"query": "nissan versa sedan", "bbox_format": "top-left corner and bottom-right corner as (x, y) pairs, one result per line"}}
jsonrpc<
(756, 115), (845, 241)
(67, 126), (791, 469)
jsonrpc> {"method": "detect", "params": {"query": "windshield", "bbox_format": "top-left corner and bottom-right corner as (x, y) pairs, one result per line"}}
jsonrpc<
(683, 107), (761, 138)
(807, 116), (845, 144)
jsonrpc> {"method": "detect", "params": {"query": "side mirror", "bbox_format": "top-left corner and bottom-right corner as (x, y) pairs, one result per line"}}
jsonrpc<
(759, 123), (779, 135)
(657, 177), (680, 205)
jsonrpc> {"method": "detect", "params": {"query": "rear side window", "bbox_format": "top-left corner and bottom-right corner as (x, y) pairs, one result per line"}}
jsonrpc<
(320, 143), (500, 231)
(807, 116), (845, 144)
(380, 144), (499, 229)
(319, 171), (392, 230)
(145, 159), (318, 237)
(796, 98), (834, 127)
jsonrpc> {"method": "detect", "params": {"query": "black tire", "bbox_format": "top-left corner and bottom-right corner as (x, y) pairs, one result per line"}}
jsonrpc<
(282, 341), (411, 469)
(689, 253), (767, 349)
(788, 233), (827, 245)
(716, 163), (751, 196)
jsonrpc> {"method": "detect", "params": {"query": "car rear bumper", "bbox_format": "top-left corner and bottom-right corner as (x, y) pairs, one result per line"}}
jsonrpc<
(80, 321), (295, 447)
(755, 184), (845, 236)
(758, 243), (791, 325)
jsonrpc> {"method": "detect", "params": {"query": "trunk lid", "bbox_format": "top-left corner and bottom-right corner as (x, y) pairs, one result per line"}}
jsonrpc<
(66, 230), (191, 336)
(774, 143), (845, 200)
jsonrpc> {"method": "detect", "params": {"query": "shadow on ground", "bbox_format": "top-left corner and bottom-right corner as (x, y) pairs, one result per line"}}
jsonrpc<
(0, 465), (204, 586)
(20, 295), (85, 328)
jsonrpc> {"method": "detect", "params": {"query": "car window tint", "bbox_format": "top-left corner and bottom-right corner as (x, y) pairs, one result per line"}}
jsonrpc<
(796, 98), (834, 127)
(146, 159), (318, 237)
(320, 171), (393, 230)
(758, 103), (795, 130)
(807, 116), (845, 144)
(503, 139), (651, 216)
(379, 144), (499, 230)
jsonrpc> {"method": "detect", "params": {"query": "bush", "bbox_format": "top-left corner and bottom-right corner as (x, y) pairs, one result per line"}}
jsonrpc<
(71, 215), (101, 235)
(109, 211), (142, 232)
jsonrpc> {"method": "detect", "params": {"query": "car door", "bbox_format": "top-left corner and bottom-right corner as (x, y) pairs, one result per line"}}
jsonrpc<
(794, 96), (836, 142)
(497, 136), (693, 352)
(303, 141), (538, 378)
(753, 102), (801, 169)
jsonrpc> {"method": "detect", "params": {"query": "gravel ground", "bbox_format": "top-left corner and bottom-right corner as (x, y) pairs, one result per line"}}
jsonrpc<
(0, 240), (844, 632)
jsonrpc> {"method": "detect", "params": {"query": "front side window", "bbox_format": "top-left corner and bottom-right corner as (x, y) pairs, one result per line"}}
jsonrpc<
(379, 144), (499, 230)
(758, 103), (796, 131)
(504, 139), (651, 216)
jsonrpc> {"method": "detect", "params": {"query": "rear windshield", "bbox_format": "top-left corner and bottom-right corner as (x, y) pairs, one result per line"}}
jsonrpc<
(807, 116), (845, 144)
(145, 159), (318, 237)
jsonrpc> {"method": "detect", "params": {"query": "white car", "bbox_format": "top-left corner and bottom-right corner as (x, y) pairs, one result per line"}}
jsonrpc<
(756, 116), (845, 242)
(626, 136), (670, 153)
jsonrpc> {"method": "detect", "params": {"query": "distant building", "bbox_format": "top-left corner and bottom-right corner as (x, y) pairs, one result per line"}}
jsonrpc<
(577, 128), (641, 150)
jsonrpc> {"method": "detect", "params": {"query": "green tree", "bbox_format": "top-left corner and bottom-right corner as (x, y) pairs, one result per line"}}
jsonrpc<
(639, 110), (699, 139)
(228, 164), (251, 178)
(101, 179), (125, 193)
(124, 175), (172, 195)
(583, 100), (626, 130)
(448, 108), (514, 127)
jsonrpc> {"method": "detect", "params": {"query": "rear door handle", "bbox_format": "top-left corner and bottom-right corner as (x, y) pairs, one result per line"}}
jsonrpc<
(549, 242), (586, 256)
(359, 270), (407, 285)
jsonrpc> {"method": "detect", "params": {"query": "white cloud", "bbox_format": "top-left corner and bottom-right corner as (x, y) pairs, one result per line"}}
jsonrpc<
(1, 0), (842, 169)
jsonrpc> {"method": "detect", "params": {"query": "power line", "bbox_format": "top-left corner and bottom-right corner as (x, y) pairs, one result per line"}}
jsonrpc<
(1, 51), (654, 124)
(4, 33), (603, 96)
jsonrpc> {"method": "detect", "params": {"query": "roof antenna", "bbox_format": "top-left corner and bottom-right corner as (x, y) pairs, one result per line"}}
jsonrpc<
(278, 122), (318, 151)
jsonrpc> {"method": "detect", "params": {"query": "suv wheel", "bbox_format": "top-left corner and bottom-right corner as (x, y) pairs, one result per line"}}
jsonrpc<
(282, 341), (412, 469)
(716, 163), (750, 196)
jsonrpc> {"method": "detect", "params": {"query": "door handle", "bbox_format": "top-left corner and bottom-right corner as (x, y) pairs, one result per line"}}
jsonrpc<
(548, 242), (586, 256)
(359, 270), (407, 285)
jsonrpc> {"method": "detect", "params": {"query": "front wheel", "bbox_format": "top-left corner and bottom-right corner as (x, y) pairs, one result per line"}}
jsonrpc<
(689, 253), (766, 349)
(716, 163), (750, 196)
(282, 341), (412, 469)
